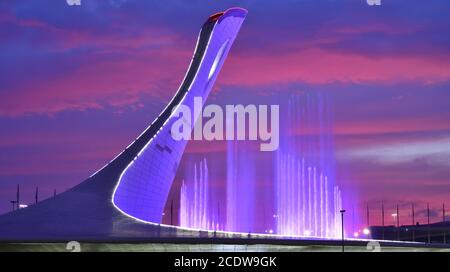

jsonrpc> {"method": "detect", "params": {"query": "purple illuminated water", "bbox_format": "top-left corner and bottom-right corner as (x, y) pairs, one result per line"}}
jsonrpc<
(179, 93), (354, 238)
(226, 139), (255, 233)
(179, 158), (222, 230)
(275, 153), (342, 237)
(274, 94), (343, 238)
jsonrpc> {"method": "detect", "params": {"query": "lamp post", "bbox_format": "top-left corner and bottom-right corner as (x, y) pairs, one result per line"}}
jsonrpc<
(170, 199), (173, 226)
(340, 209), (346, 252)
(10, 200), (16, 211)
(366, 204), (370, 227)
(396, 204), (400, 227)
(443, 203), (446, 244)
(381, 201), (385, 240)
(16, 184), (20, 206)
(396, 204), (400, 240)
(391, 213), (398, 226)
(391, 212), (398, 240)
(412, 203), (415, 242)
(427, 203), (430, 244)
(35, 186), (39, 204)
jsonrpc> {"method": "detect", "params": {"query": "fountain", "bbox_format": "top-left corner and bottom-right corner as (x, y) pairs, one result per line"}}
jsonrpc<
(179, 92), (351, 238)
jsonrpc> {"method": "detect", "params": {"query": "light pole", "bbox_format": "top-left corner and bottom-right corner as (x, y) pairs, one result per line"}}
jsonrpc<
(366, 203), (370, 227)
(340, 209), (346, 252)
(391, 213), (398, 226)
(412, 203), (415, 242)
(10, 200), (16, 211)
(16, 184), (20, 209)
(391, 212), (398, 241)
(35, 186), (39, 204)
(443, 203), (446, 244)
(427, 203), (430, 244)
(396, 204), (400, 240)
(170, 199), (173, 226)
(381, 201), (385, 240)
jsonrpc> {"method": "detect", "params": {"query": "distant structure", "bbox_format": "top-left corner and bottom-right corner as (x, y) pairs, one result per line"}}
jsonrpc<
(370, 221), (449, 244)
(0, 8), (247, 241)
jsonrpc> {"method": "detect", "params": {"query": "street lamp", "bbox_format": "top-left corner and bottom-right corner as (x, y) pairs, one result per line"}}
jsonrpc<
(392, 212), (400, 241)
(340, 209), (346, 252)
(10, 200), (16, 211)
(363, 228), (371, 236)
(391, 213), (398, 226)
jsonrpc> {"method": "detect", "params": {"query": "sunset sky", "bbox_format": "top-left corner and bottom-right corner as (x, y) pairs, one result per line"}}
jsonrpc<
(0, 0), (449, 227)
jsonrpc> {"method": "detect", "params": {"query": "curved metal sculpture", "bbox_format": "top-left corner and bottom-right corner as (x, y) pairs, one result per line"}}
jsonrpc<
(112, 8), (247, 223)
(0, 8), (247, 241)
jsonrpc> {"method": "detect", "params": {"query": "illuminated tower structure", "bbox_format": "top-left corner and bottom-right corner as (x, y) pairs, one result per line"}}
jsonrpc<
(0, 8), (247, 240)
(112, 8), (247, 223)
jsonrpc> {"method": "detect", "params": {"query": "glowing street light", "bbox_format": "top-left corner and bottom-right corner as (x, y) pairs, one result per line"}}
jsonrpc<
(363, 228), (371, 236)
(391, 213), (398, 226)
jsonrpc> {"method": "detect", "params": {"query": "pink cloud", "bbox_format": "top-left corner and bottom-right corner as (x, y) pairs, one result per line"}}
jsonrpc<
(0, 47), (192, 116)
(333, 117), (450, 136)
(219, 48), (450, 86)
